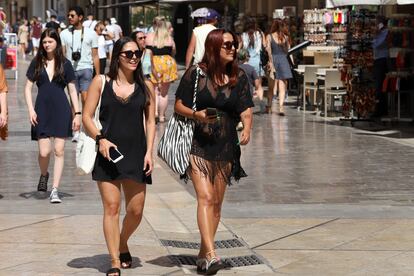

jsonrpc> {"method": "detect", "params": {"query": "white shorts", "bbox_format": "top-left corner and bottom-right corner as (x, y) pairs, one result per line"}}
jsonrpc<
(32, 37), (40, 48)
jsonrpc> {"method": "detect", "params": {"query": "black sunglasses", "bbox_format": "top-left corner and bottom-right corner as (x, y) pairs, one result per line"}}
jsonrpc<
(120, 50), (143, 59)
(222, 41), (237, 51)
(67, 14), (76, 18)
(137, 36), (146, 40)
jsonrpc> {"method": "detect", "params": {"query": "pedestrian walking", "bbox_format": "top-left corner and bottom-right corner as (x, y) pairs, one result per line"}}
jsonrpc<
(95, 21), (107, 75)
(23, 28), (81, 203)
(45, 15), (60, 33)
(30, 17), (42, 56)
(185, 9), (219, 69)
(82, 13), (97, 30)
(82, 37), (155, 276)
(146, 17), (177, 123)
(108, 17), (123, 42)
(266, 18), (292, 115)
(60, 6), (99, 142)
(131, 30), (152, 80)
(0, 64), (8, 140)
(18, 19), (29, 59)
(174, 29), (253, 275)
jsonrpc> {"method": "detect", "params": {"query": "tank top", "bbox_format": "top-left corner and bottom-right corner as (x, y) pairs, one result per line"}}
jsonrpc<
(193, 24), (216, 64)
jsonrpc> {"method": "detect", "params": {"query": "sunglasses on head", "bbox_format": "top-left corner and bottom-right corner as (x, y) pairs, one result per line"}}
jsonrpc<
(222, 41), (237, 51)
(120, 50), (143, 59)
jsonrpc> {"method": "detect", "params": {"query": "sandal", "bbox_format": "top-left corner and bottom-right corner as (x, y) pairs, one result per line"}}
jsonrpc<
(196, 257), (206, 274)
(204, 250), (226, 275)
(106, 267), (121, 276)
(119, 252), (132, 269)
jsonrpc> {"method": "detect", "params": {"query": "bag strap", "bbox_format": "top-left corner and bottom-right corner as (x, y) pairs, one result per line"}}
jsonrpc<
(191, 66), (200, 111)
(93, 75), (106, 127)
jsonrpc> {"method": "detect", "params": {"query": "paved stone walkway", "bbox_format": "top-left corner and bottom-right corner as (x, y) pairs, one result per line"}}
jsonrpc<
(1, 59), (414, 275)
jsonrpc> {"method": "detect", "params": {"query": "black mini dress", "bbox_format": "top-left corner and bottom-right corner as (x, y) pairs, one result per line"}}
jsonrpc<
(175, 66), (254, 185)
(92, 79), (152, 184)
(26, 59), (75, 140)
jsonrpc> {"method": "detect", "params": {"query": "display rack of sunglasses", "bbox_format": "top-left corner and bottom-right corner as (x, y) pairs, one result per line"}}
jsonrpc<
(340, 9), (377, 125)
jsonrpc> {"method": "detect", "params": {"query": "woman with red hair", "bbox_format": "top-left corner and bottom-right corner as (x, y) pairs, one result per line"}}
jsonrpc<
(174, 29), (253, 275)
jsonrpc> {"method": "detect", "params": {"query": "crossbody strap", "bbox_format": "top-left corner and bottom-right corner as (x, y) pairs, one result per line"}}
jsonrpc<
(191, 66), (200, 111)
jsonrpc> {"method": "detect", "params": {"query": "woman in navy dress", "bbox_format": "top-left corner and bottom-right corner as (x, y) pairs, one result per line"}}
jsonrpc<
(24, 28), (80, 203)
(83, 37), (155, 276)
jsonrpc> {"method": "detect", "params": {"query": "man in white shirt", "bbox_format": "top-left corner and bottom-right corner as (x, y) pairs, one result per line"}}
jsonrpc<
(185, 9), (219, 69)
(60, 6), (99, 141)
(109, 17), (123, 42)
(83, 13), (97, 30)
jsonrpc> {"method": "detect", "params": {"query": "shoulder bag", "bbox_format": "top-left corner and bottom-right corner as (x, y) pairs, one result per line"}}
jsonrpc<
(157, 66), (201, 175)
(75, 75), (105, 175)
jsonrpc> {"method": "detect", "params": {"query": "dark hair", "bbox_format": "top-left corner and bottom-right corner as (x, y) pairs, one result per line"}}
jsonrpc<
(199, 29), (238, 89)
(50, 15), (57, 19)
(107, 37), (151, 104)
(68, 6), (84, 18)
(376, 15), (388, 25)
(244, 17), (259, 48)
(130, 31), (138, 40)
(269, 19), (289, 50)
(33, 28), (65, 82)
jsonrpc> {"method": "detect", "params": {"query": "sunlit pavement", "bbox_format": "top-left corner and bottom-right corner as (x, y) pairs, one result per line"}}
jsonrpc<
(1, 58), (414, 275)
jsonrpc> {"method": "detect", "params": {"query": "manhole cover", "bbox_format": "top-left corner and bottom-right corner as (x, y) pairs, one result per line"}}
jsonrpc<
(161, 238), (244, 249)
(169, 254), (264, 267)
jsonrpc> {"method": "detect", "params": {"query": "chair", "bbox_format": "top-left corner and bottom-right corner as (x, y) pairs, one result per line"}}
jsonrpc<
(324, 69), (347, 118)
(314, 51), (334, 67)
(303, 65), (321, 111)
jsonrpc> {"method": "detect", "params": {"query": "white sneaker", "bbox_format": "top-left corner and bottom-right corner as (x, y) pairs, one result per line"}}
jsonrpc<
(50, 188), (62, 203)
(72, 131), (80, 143)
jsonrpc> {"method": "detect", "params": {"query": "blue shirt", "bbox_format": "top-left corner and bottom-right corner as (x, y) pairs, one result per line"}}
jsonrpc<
(372, 28), (389, 60)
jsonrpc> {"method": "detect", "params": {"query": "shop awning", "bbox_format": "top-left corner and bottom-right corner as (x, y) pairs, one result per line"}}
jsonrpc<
(98, 0), (218, 9)
(329, 0), (414, 6)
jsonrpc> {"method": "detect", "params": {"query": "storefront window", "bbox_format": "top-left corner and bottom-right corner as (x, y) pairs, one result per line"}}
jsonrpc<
(130, 4), (173, 31)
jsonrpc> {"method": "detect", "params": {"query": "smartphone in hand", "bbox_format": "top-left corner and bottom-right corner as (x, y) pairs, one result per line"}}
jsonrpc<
(109, 147), (124, 163)
(206, 108), (217, 117)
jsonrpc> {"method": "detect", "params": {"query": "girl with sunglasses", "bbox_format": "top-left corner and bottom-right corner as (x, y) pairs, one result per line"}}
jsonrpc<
(83, 37), (155, 276)
(131, 31), (153, 81)
(174, 29), (254, 275)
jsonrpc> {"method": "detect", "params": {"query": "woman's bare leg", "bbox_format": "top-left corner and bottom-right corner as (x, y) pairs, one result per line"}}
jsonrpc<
(98, 180), (122, 270)
(38, 138), (52, 176)
(158, 82), (170, 121)
(52, 138), (65, 189)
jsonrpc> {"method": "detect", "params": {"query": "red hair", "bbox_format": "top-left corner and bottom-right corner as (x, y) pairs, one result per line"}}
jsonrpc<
(199, 29), (238, 88)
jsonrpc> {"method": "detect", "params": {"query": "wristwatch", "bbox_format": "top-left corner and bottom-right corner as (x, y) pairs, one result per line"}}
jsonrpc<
(95, 134), (105, 145)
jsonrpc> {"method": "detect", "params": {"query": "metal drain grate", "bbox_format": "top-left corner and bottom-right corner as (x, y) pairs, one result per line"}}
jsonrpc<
(168, 254), (263, 267)
(225, 255), (264, 267)
(160, 238), (244, 249)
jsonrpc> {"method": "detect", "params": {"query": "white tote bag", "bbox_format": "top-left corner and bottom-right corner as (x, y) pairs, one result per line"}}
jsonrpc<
(75, 75), (105, 175)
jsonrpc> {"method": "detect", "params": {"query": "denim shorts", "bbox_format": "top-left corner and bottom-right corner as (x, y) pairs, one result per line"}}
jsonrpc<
(74, 69), (93, 93)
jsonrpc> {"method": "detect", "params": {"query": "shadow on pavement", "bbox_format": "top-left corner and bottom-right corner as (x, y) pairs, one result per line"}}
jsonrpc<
(0, 194), (3, 199)
(147, 254), (204, 269)
(67, 254), (142, 273)
(19, 191), (74, 200)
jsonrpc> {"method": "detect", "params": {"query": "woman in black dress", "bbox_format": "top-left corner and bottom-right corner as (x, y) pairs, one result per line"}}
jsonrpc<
(24, 28), (80, 203)
(175, 29), (253, 275)
(83, 37), (155, 276)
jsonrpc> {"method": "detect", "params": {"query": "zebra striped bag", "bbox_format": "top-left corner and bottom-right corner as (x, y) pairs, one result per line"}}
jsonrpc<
(157, 66), (200, 175)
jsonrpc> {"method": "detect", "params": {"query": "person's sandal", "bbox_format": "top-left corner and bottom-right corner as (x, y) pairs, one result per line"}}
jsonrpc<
(204, 250), (226, 275)
(106, 267), (121, 276)
(196, 257), (206, 274)
(119, 252), (132, 269)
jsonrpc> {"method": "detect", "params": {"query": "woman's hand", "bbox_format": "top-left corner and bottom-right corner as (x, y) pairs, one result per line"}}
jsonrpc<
(194, 110), (217, 124)
(72, 115), (81, 131)
(0, 111), (7, 128)
(98, 139), (117, 161)
(239, 129), (251, 145)
(28, 109), (38, 126)
(143, 152), (153, 176)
